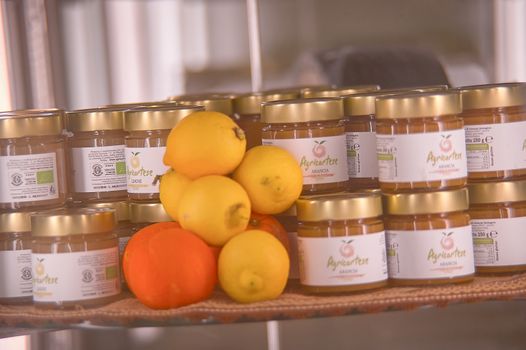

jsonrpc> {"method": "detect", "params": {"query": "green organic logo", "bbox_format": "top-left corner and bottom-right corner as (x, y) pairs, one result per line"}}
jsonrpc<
(36, 170), (54, 184)
(116, 161), (126, 175)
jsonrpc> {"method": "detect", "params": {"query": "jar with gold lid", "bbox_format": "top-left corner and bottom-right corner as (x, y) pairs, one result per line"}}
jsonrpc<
(296, 193), (387, 293)
(275, 205), (300, 280)
(469, 179), (526, 274)
(66, 108), (127, 202)
(383, 188), (475, 285)
(0, 212), (33, 304)
(129, 202), (173, 231)
(31, 208), (121, 309)
(261, 98), (349, 194)
(460, 83), (526, 181)
(0, 110), (68, 210)
(124, 105), (203, 201)
(300, 85), (380, 98)
(376, 91), (467, 193)
(173, 95), (234, 116)
(378, 84), (449, 94)
(232, 91), (299, 149)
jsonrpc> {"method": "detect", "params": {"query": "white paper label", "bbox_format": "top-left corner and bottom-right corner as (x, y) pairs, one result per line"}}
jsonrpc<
(346, 131), (378, 178)
(288, 232), (299, 279)
(71, 146), (127, 193)
(471, 217), (526, 267)
(0, 250), (32, 298)
(262, 135), (349, 185)
(298, 232), (388, 286)
(0, 152), (59, 203)
(125, 147), (169, 194)
(386, 226), (475, 280)
(465, 121), (526, 172)
(377, 129), (467, 183)
(32, 247), (121, 302)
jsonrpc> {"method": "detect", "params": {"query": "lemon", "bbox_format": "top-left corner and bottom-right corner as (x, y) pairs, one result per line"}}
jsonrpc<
(232, 145), (303, 214)
(218, 230), (289, 303)
(163, 111), (246, 179)
(178, 175), (251, 246)
(159, 169), (191, 221)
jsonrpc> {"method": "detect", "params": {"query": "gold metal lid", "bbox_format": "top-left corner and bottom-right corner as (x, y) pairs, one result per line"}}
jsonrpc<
(104, 101), (177, 110)
(31, 208), (116, 237)
(0, 212), (32, 233)
(129, 202), (173, 223)
(375, 91), (462, 120)
(460, 82), (526, 110)
(379, 85), (449, 94)
(0, 108), (63, 116)
(233, 92), (300, 115)
(124, 105), (203, 131)
(342, 91), (403, 116)
(66, 108), (124, 132)
(261, 98), (343, 124)
(175, 96), (233, 116)
(301, 85), (380, 98)
(383, 188), (469, 215)
(84, 201), (130, 222)
(0, 111), (63, 138)
(296, 193), (382, 221)
(469, 180), (526, 204)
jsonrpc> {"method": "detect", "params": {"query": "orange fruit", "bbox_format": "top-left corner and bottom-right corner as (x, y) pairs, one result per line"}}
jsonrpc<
(123, 225), (217, 309)
(246, 212), (290, 254)
(159, 169), (191, 221)
(163, 111), (246, 179)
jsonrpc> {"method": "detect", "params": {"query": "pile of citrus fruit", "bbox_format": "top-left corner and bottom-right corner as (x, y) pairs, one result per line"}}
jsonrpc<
(123, 111), (303, 309)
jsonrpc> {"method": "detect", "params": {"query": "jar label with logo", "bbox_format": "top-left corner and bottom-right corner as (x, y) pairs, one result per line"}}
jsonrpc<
(298, 231), (388, 286)
(465, 120), (526, 173)
(346, 131), (378, 178)
(262, 135), (349, 185)
(377, 129), (467, 183)
(0, 153), (59, 203)
(472, 217), (526, 267)
(0, 250), (32, 298)
(386, 226), (475, 280)
(32, 247), (120, 302)
(125, 147), (169, 194)
(71, 146), (127, 193)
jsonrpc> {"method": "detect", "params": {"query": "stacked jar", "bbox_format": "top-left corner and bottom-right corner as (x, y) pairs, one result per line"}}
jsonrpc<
(375, 91), (475, 285)
(460, 83), (526, 274)
(171, 95), (234, 117)
(300, 85), (380, 98)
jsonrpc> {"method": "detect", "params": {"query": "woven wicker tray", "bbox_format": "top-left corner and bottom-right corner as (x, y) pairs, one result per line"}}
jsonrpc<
(2, 274), (526, 328)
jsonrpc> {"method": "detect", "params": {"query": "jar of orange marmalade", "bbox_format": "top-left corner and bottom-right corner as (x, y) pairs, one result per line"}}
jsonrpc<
(375, 91), (467, 193)
(124, 105), (203, 201)
(460, 83), (526, 181)
(296, 193), (388, 293)
(129, 202), (173, 231)
(469, 179), (526, 274)
(275, 205), (300, 280)
(0, 110), (68, 210)
(383, 188), (475, 285)
(300, 85), (380, 98)
(233, 91), (299, 149)
(175, 95), (234, 117)
(261, 98), (349, 194)
(66, 108), (127, 202)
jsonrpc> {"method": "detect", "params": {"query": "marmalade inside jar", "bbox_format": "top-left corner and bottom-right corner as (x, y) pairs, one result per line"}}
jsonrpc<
(233, 113), (262, 150)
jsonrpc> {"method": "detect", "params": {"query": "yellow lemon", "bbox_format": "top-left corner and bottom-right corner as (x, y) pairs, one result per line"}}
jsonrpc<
(232, 145), (303, 214)
(218, 230), (289, 303)
(159, 169), (191, 221)
(178, 175), (251, 246)
(163, 111), (246, 179)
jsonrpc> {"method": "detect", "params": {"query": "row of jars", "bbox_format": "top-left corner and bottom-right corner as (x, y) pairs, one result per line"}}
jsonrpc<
(0, 201), (172, 308)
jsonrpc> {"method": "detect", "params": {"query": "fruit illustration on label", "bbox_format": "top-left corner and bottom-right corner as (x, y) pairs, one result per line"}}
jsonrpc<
(440, 232), (455, 251)
(35, 258), (45, 276)
(130, 152), (141, 169)
(339, 239), (354, 258)
(312, 140), (327, 158)
(439, 134), (452, 153)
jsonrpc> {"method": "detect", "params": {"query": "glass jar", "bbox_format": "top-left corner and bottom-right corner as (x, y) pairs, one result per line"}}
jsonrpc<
(124, 105), (203, 201)
(376, 91), (467, 193)
(469, 179), (526, 274)
(261, 98), (349, 194)
(300, 85), (380, 98)
(129, 202), (173, 231)
(378, 85), (449, 94)
(383, 188), (475, 285)
(31, 208), (121, 309)
(175, 95), (234, 117)
(296, 193), (388, 293)
(275, 205), (299, 280)
(0, 212), (33, 304)
(460, 83), (526, 181)
(66, 108), (127, 202)
(0, 110), (68, 210)
(233, 91), (299, 149)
